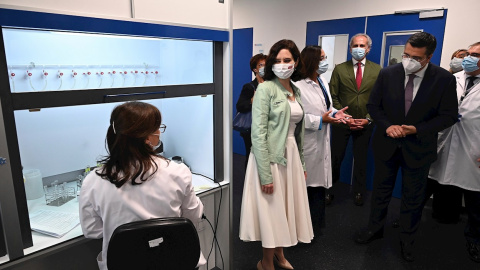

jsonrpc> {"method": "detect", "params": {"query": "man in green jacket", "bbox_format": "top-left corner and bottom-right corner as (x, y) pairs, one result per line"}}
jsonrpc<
(328, 33), (381, 206)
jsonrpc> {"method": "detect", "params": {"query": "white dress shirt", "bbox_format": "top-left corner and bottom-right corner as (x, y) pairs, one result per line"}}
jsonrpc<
(352, 58), (366, 79)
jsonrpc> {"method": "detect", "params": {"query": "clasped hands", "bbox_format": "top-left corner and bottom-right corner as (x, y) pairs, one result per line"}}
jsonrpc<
(386, 125), (417, 138)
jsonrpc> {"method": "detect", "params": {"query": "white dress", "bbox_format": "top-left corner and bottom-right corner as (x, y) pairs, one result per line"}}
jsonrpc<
(239, 99), (314, 248)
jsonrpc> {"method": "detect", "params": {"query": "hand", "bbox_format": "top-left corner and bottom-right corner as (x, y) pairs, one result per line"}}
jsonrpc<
(355, 119), (369, 127)
(261, 183), (273, 194)
(346, 118), (364, 130)
(322, 109), (341, 124)
(386, 125), (406, 138)
(304, 171), (307, 180)
(334, 106), (352, 124)
(401, 125), (417, 135)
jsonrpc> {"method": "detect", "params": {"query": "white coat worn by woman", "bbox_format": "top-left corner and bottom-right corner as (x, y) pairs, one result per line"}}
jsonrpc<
(294, 45), (349, 231)
(295, 75), (336, 188)
(79, 101), (205, 270)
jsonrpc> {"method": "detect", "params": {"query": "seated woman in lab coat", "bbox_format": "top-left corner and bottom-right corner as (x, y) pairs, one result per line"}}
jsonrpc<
(79, 101), (204, 270)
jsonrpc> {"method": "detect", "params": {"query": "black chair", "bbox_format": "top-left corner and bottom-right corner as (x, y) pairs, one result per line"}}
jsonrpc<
(107, 217), (201, 270)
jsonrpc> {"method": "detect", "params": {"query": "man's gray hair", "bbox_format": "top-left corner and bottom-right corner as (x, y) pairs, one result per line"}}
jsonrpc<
(350, 33), (372, 48)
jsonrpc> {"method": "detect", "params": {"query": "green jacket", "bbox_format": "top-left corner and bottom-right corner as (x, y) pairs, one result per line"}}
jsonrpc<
(251, 78), (306, 185)
(329, 59), (381, 121)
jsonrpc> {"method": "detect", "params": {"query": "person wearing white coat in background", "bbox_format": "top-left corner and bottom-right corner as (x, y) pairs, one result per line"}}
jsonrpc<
(79, 101), (205, 269)
(428, 42), (480, 263)
(295, 45), (350, 231)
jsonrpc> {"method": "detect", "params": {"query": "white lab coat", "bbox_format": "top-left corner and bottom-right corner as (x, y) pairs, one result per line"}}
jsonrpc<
(79, 157), (205, 269)
(295, 77), (337, 188)
(429, 71), (480, 191)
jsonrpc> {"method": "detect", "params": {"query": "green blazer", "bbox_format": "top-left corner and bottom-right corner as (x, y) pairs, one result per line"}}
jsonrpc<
(329, 59), (381, 120)
(251, 78), (306, 185)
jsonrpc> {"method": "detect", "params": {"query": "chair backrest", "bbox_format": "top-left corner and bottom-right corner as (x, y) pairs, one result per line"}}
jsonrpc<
(107, 217), (200, 270)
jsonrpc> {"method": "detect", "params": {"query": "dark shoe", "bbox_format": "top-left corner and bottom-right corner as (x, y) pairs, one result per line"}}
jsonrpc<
(355, 229), (383, 244)
(400, 242), (415, 262)
(325, 194), (334, 206)
(354, 193), (364, 206)
(466, 242), (480, 263)
(392, 218), (400, 228)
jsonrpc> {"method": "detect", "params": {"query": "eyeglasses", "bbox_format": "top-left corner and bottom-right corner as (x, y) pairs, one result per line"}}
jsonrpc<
(465, 52), (480, 58)
(159, 124), (167, 133)
(320, 55), (328, 61)
(401, 53), (427, 63)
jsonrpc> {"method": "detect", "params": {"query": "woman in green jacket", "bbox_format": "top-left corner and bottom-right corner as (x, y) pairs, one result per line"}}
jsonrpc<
(239, 39), (314, 270)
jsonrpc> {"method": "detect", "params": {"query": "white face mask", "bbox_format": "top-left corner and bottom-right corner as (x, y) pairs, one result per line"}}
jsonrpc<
(149, 133), (162, 150)
(317, 60), (329, 75)
(272, 63), (295, 79)
(449, 57), (463, 73)
(402, 58), (423, 74)
(258, 67), (265, 77)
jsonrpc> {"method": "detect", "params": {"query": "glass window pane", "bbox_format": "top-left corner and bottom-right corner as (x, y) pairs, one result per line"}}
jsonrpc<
(14, 96), (213, 255)
(2, 28), (213, 93)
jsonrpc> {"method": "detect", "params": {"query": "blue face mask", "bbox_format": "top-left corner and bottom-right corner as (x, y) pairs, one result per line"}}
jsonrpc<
(351, 47), (366, 61)
(317, 60), (329, 74)
(462, 56), (480, 73)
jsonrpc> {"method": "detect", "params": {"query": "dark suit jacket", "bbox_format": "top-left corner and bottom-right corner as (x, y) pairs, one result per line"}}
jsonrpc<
(367, 63), (458, 168)
(236, 79), (259, 113)
(330, 59), (381, 120)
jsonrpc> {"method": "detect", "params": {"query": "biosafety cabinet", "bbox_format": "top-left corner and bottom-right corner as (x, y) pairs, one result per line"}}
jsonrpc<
(0, 8), (230, 270)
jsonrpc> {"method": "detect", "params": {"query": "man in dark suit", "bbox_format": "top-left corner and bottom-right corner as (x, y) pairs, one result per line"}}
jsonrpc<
(329, 33), (381, 206)
(355, 32), (458, 262)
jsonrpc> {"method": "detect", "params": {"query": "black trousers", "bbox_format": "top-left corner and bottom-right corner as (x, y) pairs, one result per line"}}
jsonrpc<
(307, 186), (326, 231)
(424, 179), (463, 223)
(331, 124), (373, 194)
(369, 148), (430, 245)
(240, 131), (251, 170)
(464, 189), (480, 245)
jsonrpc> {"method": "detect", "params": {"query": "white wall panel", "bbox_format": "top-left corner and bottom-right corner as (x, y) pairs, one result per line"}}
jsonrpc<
(0, 0), (131, 18)
(134, 0), (228, 29)
(233, 0), (480, 69)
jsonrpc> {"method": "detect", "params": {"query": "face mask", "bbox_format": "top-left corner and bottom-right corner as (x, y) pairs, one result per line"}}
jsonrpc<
(351, 48), (366, 61)
(462, 56), (480, 73)
(449, 57), (464, 73)
(149, 133), (162, 150)
(317, 60), (329, 74)
(402, 58), (423, 74)
(258, 67), (265, 77)
(272, 63), (295, 79)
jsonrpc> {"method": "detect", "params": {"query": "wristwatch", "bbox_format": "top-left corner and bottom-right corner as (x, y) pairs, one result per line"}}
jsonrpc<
(366, 117), (373, 125)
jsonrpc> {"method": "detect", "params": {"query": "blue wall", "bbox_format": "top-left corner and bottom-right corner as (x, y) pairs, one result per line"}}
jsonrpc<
(232, 28), (253, 155)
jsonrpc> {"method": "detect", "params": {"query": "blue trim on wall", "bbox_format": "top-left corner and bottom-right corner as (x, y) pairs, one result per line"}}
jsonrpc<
(0, 8), (228, 42)
(232, 28), (253, 155)
(366, 12), (448, 66)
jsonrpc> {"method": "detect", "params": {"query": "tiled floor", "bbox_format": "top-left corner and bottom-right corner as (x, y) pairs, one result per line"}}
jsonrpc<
(232, 154), (478, 270)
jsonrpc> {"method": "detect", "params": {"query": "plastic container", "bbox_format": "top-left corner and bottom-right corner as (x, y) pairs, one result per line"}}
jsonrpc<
(23, 169), (44, 200)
